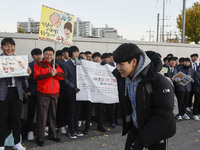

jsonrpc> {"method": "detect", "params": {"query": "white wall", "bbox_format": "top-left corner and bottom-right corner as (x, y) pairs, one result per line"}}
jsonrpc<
(1, 32), (200, 62)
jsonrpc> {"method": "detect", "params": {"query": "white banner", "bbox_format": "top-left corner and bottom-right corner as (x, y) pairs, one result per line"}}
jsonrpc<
(76, 60), (119, 104)
(0, 55), (29, 78)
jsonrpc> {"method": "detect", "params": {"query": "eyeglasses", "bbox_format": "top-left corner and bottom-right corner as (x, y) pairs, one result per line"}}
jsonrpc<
(44, 53), (54, 56)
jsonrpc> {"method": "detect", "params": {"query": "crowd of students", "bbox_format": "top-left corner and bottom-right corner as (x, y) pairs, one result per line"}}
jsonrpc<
(0, 37), (122, 150)
(0, 37), (198, 150)
(161, 53), (200, 121)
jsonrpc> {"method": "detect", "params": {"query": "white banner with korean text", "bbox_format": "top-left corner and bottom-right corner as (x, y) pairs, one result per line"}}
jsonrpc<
(76, 60), (119, 104)
(0, 55), (29, 78)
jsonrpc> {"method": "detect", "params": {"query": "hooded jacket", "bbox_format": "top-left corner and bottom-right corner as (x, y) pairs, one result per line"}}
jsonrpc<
(112, 50), (176, 147)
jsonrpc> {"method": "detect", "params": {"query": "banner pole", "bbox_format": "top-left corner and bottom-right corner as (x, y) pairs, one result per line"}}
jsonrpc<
(53, 42), (57, 69)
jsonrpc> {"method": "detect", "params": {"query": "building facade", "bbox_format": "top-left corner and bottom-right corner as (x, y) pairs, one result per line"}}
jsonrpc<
(17, 18), (40, 33)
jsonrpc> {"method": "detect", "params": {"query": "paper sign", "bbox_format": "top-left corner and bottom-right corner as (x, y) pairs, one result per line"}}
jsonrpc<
(160, 67), (168, 74)
(0, 55), (29, 78)
(76, 60), (119, 104)
(172, 71), (193, 86)
(39, 5), (75, 45)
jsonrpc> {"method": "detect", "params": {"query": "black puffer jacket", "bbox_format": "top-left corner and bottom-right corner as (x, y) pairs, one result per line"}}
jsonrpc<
(112, 51), (176, 147)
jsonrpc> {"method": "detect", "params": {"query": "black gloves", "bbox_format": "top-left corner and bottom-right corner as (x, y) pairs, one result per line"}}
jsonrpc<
(73, 87), (80, 93)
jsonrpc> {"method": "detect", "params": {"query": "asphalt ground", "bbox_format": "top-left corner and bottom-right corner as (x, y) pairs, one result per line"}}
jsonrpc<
(5, 116), (200, 150)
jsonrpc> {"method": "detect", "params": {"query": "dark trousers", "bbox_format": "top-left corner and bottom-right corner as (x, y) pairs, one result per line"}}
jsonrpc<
(193, 93), (200, 115)
(96, 103), (104, 127)
(81, 101), (92, 129)
(67, 92), (81, 134)
(27, 95), (37, 132)
(37, 96), (58, 139)
(177, 91), (190, 116)
(106, 104), (115, 124)
(56, 90), (68, 128)
(0, 87), (22, 146)
(125, 126), (167, 150)
(188, 84), (194, 108)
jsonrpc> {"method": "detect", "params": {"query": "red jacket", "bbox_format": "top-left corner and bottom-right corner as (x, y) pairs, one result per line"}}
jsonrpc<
(34, 60), (64, 97)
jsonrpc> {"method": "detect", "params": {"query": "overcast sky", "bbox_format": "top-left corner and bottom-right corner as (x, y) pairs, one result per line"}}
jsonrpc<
(0, 0), (199, 41)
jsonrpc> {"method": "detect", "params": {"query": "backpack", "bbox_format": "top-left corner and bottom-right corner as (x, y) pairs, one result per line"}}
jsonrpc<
(145, 73), (178, 116)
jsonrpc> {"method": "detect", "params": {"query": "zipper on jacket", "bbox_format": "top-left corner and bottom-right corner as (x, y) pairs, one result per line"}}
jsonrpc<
(143, 86), (146, 109)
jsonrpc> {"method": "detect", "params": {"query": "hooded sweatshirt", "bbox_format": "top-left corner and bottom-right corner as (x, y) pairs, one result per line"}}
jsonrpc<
(125, 49), (151, 128)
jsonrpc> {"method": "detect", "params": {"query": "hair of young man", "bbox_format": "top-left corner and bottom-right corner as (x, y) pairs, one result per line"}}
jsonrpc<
(190, 53), (199, 58)
(184, 57), (191, 62)
(114, 43), (141, 64)
(68, 46), (79, 57)
(79, 52), (85, 55)
(167, 53), (173, 58)
(179, 57), (185, 63)
(174, 57), (178, 60)
(101, 53), (110, 59)
(168, 57), (176, 62)
(109, 53), (113, 56)
(92, 52), (101, 59)
(62, 47), (69, 53)
(31, 48), (42, 56)
(1, 37), (15, 46)
(43, 46), (55, 54)
(163, 57), (169, 62)
(56, 50), (63, 57)
(85, 51), (92, 55)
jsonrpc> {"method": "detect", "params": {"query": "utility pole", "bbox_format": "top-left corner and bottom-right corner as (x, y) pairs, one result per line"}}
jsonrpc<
(181, 0), (186, 43)
(157, 13), (160, 42)
(162, 0), (165, 42)
(146, 28), (154, 42)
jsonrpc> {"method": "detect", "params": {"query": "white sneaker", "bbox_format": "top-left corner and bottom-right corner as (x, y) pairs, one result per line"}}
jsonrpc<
(13, 143), (26, 150)
(90, 122), (92, 126)
(45, 126), (49, 132)
(27, 131), (34, 140)
(186, 107), (191, 112)
(78, 121), (82, 127)
(176, 115), (182, 120)
(59, 127), (67, 134)
(44, 131), (48, 136)
(0, 146), (5, 150)
(182, 114), (190, 120)
(193, 115), (200, 121)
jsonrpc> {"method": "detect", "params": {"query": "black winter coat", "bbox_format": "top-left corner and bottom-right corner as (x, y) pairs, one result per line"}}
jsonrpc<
(112, 51), (176, 147)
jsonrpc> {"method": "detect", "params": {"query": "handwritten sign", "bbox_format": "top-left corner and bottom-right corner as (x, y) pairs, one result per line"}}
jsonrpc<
(76, 60), (119, 104)
(0, 55), (28, 78)
(172, 71), (193, 86)
(39, 5), (75, 45)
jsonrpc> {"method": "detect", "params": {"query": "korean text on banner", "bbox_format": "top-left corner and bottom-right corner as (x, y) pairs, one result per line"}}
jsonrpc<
(76, 60), (119, 104)
(0, 55), (29, 78)
(39, 5), (75, 46)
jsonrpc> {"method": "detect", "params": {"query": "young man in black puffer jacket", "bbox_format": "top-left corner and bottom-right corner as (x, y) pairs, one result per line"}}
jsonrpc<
(112, 43), (176, 150)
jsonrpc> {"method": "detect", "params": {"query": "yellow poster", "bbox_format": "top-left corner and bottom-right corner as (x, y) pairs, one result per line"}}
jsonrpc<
(39, 5), (75, 45)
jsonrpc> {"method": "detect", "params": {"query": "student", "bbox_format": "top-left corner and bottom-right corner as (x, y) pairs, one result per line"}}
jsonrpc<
(166, 57), (177, 78)
(193, 66), (200, 120)
(85, 51), (93, 61)
(112, 43), (176, 150)
(56, 47), (70, 134)
(34, 47), (65, 146)
(79, 52), (87, 60)
(62, 46), (83, 139)
(163, 57), (169, 67)
(0, 37), (30, 150)
(27, 48), (42, 141)
(175, 58), (193, 120)
(92, 52), (107, 132)
(55, 50), (64, 62)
